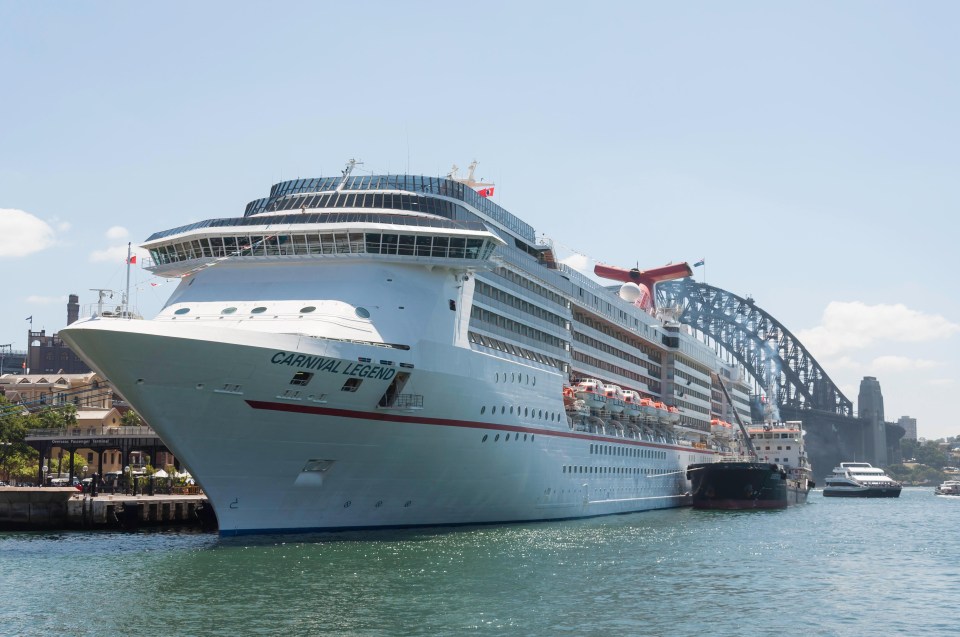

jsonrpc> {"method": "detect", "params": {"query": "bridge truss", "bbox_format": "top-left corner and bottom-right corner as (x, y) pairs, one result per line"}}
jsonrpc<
(656, 278), (853, 417)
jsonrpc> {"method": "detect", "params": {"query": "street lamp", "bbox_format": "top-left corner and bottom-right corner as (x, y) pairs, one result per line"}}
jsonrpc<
(42, 464), (48, 488)
(82, 465), (88, 492)
(124, 465), (131, 495)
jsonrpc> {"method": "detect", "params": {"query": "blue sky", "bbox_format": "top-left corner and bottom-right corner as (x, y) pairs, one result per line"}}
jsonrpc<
(2, 1), (958, 438)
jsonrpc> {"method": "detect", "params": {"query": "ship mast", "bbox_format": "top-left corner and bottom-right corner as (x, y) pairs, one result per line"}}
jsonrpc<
(337, 158), (363, 191)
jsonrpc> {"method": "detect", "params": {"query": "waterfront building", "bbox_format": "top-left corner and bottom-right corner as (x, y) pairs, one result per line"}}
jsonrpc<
(897, 415), (917, 441)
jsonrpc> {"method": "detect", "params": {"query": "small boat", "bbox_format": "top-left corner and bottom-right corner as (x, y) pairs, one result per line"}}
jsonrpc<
(639, 397), (657, 417)
(653, 401), (670, 424)
(935, 480), (960, 496)
(822, 462), (902, 498)
(573, 379), (607, 410)
(621, 390), (643, 417)
(603, 384), (625, 414)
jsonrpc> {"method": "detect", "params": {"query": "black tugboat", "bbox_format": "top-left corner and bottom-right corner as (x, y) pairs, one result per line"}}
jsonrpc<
(686, 379), (813, 510)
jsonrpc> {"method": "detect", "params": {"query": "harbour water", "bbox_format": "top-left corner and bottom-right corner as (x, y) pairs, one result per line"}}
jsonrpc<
(2, 487), (958, 636)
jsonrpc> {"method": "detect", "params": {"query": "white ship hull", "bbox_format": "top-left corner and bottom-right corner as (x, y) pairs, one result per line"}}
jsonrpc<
(63, 319), (713, 535)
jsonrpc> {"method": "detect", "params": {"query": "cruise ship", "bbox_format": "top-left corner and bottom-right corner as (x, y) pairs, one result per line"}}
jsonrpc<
(61, 161), (752, 535)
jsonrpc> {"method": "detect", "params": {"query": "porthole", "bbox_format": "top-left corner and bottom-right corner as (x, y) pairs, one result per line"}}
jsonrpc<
(481, 406), (486, 414)
(482, 434), (488, 442)
(532, 377), (536, 387)
(501, 406), (505, 414)
(174, 308), (190, 315)
(495, 434), (500, 441)
(251, 306), (267, 314)
(511, 372), (515, 382)
(514, 433), (519, 441)
(495, 372), (499, 383)
(355, 307), (371, 318)
(221, 307), (237, 315)
(524, 408), (528, 417)
(509, 406), (514, 414)
(300, 306), (317, 313)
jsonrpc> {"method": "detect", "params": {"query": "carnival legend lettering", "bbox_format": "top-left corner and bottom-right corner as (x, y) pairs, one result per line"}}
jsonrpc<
(271, 352), (396, 380)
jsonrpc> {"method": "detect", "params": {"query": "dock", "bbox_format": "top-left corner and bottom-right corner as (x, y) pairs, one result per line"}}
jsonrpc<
(0, 488), (217, 531)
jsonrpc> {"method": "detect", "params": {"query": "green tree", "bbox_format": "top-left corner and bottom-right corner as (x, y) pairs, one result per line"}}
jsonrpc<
(0, 397), (39, 483)
(120, 409), (142, 427)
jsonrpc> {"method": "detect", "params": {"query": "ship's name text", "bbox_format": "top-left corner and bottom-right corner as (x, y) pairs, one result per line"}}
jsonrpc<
(271, 352), (396, 380)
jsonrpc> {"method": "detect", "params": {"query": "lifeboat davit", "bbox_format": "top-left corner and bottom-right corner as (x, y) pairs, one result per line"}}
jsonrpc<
(574, 379), (607, 410)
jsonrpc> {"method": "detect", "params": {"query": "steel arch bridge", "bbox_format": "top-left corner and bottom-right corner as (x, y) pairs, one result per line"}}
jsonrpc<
(656, 278), (853, 417)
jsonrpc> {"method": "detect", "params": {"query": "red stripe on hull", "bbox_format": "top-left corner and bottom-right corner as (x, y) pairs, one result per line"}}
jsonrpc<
(245, 400), (708, 453)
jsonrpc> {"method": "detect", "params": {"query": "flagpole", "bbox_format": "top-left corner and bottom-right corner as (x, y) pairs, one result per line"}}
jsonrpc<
(125, 242), (131, 318)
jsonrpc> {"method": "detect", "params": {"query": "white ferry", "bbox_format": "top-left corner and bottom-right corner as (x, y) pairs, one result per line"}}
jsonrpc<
(62, 161), (747, 535)
(822, 462), (902, 498)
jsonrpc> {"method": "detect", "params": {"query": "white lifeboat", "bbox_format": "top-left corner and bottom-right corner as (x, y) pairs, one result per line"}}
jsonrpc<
(666, 405), (681, 424)
(621, 390), (643, 417)
(604, 384), (625, 413)
(653, 401), (670, 424)
(574, 379), (607, 410)
(639, 397), (657, 417)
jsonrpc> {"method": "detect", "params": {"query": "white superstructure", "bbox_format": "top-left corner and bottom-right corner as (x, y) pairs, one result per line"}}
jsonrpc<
(62, 164), (731, 535)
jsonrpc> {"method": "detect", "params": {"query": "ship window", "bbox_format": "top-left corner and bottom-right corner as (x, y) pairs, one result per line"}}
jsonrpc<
(300, 306), (317, 313)
(251, 307), (267, 314)
(415, 235), (432, 256)
(221, 307), (238, 315)
(495, 434), (500, 441)
(174, 308), (190, 315)
(290, 372), (313, 386)
(481, 406), (486, 414)
(355, 307), (371, 319)
(482, 434), (488, 442)
(341, 378), (362, 392)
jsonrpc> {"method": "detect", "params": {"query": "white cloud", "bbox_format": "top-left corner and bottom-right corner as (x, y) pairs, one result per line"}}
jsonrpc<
(26, 295), (67, 304)
(89, 245), (131, 263)
(870, 355), (940, 373)
(106, 226), (129, 240)
(0, 208), (56, 258)
(796, 301), (960, 358)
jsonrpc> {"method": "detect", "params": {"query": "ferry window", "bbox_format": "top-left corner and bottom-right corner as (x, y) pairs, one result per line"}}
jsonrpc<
(482, 434), (488, 442)
(355, 307), (371, 318)
(495, 434), (500, 441)
(174, 308), (190, 315)
(291, 372), (313, 386)
(509, 406), (514, 414)
(341, 378), (363, 392)
(221, 307), (237, 315)
(481, 406), (486, 414)
(251, 307), (267, 314)
(524, 408), (528, 417)
(495, 372), (499, 383)
(300, 306), (317, 313)
(501, 406), (505, 414)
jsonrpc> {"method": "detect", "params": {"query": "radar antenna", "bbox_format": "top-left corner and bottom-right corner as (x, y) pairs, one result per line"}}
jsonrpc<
(337, 158), (363, 191)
